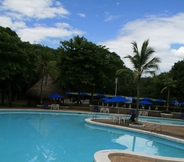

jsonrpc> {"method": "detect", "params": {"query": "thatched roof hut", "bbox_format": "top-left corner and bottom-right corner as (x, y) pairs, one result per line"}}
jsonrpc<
(26, 75), (65, 99)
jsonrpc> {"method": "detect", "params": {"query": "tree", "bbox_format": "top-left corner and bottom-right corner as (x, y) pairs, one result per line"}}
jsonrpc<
(169, 60), (184, 100)
(36, 46), (60, 104)
(161, 73), (176, 110)
(115, 68), (136, 96)
(0, 27), (36, 106)
(58, 36), (125, 102)
(124, 39), (160, 122)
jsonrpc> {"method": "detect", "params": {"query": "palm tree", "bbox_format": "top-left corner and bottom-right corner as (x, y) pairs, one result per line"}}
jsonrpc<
(36, 47), (60, 104)
(125, 39), (160, 122)
(161, 74), (176, 111)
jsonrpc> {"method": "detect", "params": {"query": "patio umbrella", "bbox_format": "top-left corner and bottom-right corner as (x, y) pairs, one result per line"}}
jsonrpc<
(171, 100), (178, 105)
(142, 97), (152, 101)
(99, 97), (109, 107)
(105, 96), (130, 103)
(154, 99), (165, 103)
(139, 100), (152, 105)
(80, 92), (89, 96)
(65, 91), (71, 95)
(96, 94), (105, 97)
(105, 96), (130, 113)
(99, 97), (109, 101)
(48, 93), (63, 99)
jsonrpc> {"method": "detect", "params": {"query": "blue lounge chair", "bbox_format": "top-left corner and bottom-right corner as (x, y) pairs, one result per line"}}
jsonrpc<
(44, 103), (49, 109)
(181, 113), (184, 119)
(93, 105), (98, 112)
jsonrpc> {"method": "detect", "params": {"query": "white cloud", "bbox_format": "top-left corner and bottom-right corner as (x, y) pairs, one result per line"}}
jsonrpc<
(0, 16), (26, 29)
(100, 13), (184, 74)
(1, 0), (70, 19)
(77, 13), (86, 18)
(104, 15), (121, 22)
(104, 12), (121, 22)
(0, 0), (84, 46)
(16, 25), (84, 43)
(171, 46), (184, 57)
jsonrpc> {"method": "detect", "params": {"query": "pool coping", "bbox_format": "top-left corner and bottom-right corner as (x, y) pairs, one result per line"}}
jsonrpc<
(85, 118), (184, 162)
(94, 150), (184, 162)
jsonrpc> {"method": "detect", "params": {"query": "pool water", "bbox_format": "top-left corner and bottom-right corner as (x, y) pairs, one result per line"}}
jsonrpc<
(0, 111), (184, 162)
(138, 116), (184, 126)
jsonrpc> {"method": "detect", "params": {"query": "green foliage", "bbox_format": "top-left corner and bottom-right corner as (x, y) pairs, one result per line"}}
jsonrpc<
(58, 36), (125, 96)
(6, 26), (184, 111)
(0, 26), (38, 105)
(169, 60), (184, 100)
(124, 39), (160, 121)
(115, 68), (136, 96)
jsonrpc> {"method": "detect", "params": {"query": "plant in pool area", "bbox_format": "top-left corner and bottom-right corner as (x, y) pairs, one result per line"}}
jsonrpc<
(124, 39), (160, 123)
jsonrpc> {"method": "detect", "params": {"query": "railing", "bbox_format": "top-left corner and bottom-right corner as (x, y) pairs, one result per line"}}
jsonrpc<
(87, 113), (97, 120)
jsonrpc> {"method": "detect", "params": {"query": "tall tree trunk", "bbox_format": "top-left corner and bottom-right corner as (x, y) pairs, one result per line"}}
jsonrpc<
(8, 80), (12, 107)
(1, 83), (5, 105)
(40, 70), (45, 104)
(166, 87), (170, 111)
(135, 76), (141, 123)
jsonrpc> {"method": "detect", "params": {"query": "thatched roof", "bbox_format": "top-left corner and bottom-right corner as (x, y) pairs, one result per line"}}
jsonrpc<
(26, 75), (65, 98)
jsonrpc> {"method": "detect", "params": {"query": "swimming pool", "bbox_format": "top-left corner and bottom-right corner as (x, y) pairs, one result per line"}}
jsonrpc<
(138, 116), (184, 126)
(0, 110), (184, 162)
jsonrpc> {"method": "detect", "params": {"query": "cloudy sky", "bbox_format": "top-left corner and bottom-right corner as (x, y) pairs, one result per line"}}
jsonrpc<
(0, 0), (184, 74)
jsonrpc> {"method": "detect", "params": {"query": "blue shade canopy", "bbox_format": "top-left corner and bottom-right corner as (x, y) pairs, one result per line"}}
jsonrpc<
(80, 92), (89, 96)
(96, 94), (105, 97)
(171, 100), (178, 105)
(65, 91), (71, 95)
(48, 93), (63, 99)
(154, 99), (165, 103)
(99, 97), (109, 101)
(105, 96), (130, 103)
(139, 100), (152, 105)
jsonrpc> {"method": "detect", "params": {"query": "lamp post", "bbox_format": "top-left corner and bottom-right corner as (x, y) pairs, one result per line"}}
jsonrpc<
(115, 77), (118, 96)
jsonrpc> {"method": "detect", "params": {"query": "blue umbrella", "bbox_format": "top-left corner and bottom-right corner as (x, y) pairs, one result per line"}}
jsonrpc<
(48, 93), (63, 99)
(154, 99), (165, 103)
(105, 96), (130, 103)
(142, 97), (152, 101)
(139, 100), (152, 105)
(65, 91), (71, 95)
(96, 94), (105, 97)
(171, 100), (178, 105)
(80, 92), (89, 96)
(99, 97), (109, 101)
(105, 96), (130, 114)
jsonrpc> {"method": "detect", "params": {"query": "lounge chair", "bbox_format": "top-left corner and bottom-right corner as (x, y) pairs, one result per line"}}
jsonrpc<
(139, 110), (143, 116)
(181, 113), (184, 119)
(44, 103), (49, 109)
(93, 105), (98, 112)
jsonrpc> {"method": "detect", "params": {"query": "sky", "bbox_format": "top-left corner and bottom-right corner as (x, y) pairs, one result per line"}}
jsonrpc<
(0, 0), (184, 74)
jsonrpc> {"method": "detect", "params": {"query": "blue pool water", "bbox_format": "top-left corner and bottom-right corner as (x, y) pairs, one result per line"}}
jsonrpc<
(0, 110), (184, 162)
(138, 116), (184, 126)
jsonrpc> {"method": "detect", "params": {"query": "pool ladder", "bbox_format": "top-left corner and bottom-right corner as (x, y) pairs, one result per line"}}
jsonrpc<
(87, 113), (97, 120)
(146, 124), (162, 132)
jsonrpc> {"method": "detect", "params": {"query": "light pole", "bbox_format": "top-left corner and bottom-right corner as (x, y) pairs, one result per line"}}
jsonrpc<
(115, 77), (118, 96)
